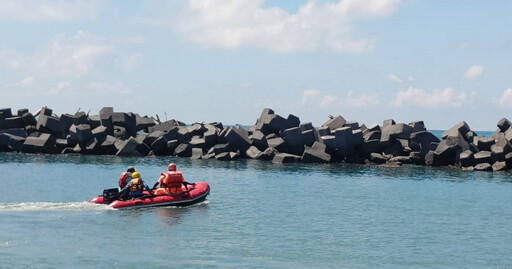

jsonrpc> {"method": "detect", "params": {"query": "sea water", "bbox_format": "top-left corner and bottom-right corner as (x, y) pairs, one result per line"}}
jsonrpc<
(0, 153), (511, 268)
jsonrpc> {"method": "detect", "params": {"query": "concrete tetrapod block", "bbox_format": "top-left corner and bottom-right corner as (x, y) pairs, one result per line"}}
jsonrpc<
(459, 150), (475, 167)
(215, 152), (240, 161)
(113, 126), (128, 139)
(99, 135), (118, 155)
(318, 126), (331, 137)
(91, 125), (109, 139)
(264, 114), (287, 132)
(69, 124), (93, 143)
(99, 107), (114, 118)
(255, 108), (274, 130)
(474, 151), (492, 165)
(37, 115), (65, 134)
(474, 163), (492, 171)
(151, 136), (168, 155)
(21, 133), (58, 154)
(322, 116), (346, 133)
(204, 125), (219, 148)
(55, 138), (69, 152)
(39, 107), (53, 117)
(343, 121), (359, 130)
(492, 161), (507, 171)
(267, 137), (286, 152)
(167, 139), (179, 154)
(301, 129), (319, 147)
(380, 123), (413, 144)
(505, 127), (512, 143)
(190, 137), (206, 150)
(505, 152), (512, 169)
(442, 121), (471, 139)
(115, 137), (141, 157)
(177, 126), (191, 143)
(282, 127), (305, 155)
(88, 115), (101, 129)
(260, 147), (277, 160)
(494, 133), (512, 153)
(284, 114), (301, 130)
(357, 139), (384, 156)
(135, 114), (155, 132)
(272, 153), (301, 164)
(188, 123), (207, 137)
(21, 113), (37, 126)
(144, 131), (165, 146)
(250, 130), (268, 151)
(0, 108), (12, 118)
(6, 134), (25, 151)
(497, 118), (511, 132)
(99, 114), (113, 130)
(302, 141), (331, 163)
(174, 143), (192, 157)
(207, 143), (232, 155)
(224, 127), (252, 153)
(246, 145), (262, 159)
(410, 131), (440, 155)
(72, 112), (88, 125)
(475, 137), (495, 151)
(370, 153), (387, 164)
(408, 121), (426, 133)
(2, 116), (25, 129)
(491, 144), (506, 162)
(191, 148), (203, 159)
(364, 131), (381, 142)
(85, 137), (100, 154)
(300, 122), (314, 132)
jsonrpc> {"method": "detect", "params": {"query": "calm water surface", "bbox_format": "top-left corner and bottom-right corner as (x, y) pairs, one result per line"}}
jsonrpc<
(0, 153), (511, 268)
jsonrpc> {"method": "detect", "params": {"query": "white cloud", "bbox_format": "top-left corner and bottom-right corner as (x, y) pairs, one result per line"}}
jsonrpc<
(20, 77), (35, 85)
(392, 86), (475, 108)
(301, 89), (380, 108)
(463, 65), (484, 78)
(388, 73), (402, 84)
(346, 91), (380, 107)
(301, 89), (321, 105)
(0, 0), (101, 22)
(49, 81), (71, 95)
(498, 88), (512, 107)
(146, 0), (401, 53)
(0, 31), (115, 77)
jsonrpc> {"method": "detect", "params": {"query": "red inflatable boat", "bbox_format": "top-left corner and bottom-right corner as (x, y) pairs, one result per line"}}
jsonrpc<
(89, 182), (210, 209)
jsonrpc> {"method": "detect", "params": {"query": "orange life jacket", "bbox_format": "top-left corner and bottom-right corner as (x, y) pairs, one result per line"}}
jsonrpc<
(129, 177), (143, 192)
(159, 171), (184, 194)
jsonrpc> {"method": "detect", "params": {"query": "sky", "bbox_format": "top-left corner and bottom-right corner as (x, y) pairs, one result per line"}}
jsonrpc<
(0, 0), (511, 131)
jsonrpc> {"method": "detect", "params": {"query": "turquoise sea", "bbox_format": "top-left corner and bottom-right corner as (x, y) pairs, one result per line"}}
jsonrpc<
(0, 128), (510, 268)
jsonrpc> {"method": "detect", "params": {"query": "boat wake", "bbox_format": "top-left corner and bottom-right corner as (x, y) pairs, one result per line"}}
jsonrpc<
(0, 201), (114, 212)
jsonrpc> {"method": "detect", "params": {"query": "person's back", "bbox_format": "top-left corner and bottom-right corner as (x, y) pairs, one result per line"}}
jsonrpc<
(120, 172), (150, 199)
(153, 163), (188, 195)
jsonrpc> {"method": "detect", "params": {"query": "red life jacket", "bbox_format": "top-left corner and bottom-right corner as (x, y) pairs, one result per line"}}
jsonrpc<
(119, 172), (131, 189)
(159, 171), (184, 194)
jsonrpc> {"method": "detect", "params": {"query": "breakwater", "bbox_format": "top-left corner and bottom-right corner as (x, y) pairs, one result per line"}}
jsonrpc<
(0, 107), (511, 172)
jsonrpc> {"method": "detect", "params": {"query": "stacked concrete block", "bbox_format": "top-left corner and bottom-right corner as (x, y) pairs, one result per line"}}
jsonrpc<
(21, 133), (58, 154)
(302, 142), (331, 163)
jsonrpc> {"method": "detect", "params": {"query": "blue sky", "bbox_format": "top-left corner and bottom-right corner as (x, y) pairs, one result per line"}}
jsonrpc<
(0, 0), (511, 131)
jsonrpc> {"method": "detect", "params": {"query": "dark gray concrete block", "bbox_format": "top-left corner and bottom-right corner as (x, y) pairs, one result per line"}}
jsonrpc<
(204, 124), (219, 148)
(55, 138), (69, 152)
(408, 121), (426, 133)
(167, 139), (179, 153)
(59, 113), (74, 131)
(73, 112), (88, 125)
(383, 139), (407, 157)
(113, 125), (128, 139)
(302, 142), (331, 163)
(224, 127), (252, 152)
(283, 127), (305, 155)
(5, 134), (25, 151)
(2, 116), (25, 129)
(492, 161), (507, 171)
(474, 163), (492, 171)
(301, 129), (318, 147)
(99, 107), (114, 118)
(208, 143), (232, 155)
(215, 151), (240, 161)
(115, 137), (141, 157)
(21, 133), (58, 154)
(322, 115), (346, 132)
(505, 152), (512, 169)
(92, 125), (108, 139)
(25, 125), (38, 135)
(364, 131), (381, 141)
(246, 145), (262, 159)
(144, 131), (165, 146)
(318, 126), (331, 136)
(0, 108), (12, 118)
(37, 115), (65, 134)
(260, 147), (277, 160)
(99, 135), (118, 155)
(255, 108), (274, 130)
(442, 121), (471, 139)
(174, 143), (192, 157)
(505, 127), (512, 143)
(88, 115), (101, 129)
(267, 137), (286, 152)
(300, 122), (314, 132)
(191, 148), (203, 159)
(383, 119), (395, 127)
(177, 126), (191, 143)
(151, 136), (168, 155)
(459, 150), (475, 167)
(190, 136), (206, 149)
(284, 114), (301, 129)
(135, 114), (155, 132)
(69, 124), (92, 143)
(381, 123), (413, 143)
(21, 113), (37, 126)
(148, 120), (176, 133)
(202, 152), (215, 159)
(188, 123), (207, 137)
(474, 151), (492, 164)
(343, 121), (359, 130)
(85, 137), (100, 154)
(497, 118), (511, 132)
(272, 153), (301, 164)
(370, 153), (386, 164)
(491, 144), (506, 162)
(476, 136), (495, 151)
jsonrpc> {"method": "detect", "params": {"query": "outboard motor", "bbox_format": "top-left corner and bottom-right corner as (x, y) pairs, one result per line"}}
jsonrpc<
(102, 188), (120, 204)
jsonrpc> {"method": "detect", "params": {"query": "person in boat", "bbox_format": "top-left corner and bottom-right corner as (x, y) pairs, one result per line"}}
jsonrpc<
(120, 172), (152, 199)
(118, 166), (137, 190)
(152, 163), (195, 195)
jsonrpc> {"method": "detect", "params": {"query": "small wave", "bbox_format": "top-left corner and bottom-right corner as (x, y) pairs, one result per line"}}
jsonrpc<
(0, 201), (114, 212)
